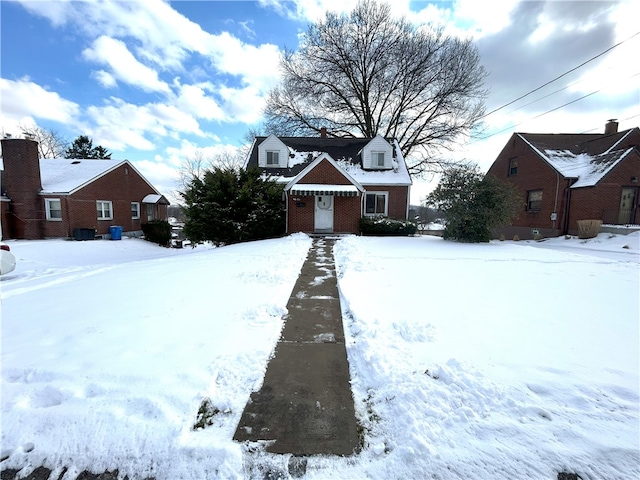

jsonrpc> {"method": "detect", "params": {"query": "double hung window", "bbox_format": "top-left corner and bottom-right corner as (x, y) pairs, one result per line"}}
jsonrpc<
(365, 192), (388, 215)
(97, 200), (113, 220)
(45, 199), (62, 221)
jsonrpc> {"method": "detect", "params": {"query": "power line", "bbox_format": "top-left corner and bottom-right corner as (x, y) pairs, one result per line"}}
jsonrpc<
(473, 71), (640, 142)
(480, 30), (640, 120)
(579, 113), (640, 133)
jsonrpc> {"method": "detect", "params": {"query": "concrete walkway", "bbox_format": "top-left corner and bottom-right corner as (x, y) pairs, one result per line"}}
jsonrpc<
(233, 238), (360, 456)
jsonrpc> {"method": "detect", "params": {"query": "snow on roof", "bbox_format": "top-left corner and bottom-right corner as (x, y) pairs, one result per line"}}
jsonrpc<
(543, 148), (632, 188)
(287, 148), (323, 168)
(40, 158), (126, 194)
(334, 153), (411, 186)
(142, 194), (164, 204)
(249, 137), (412, 186)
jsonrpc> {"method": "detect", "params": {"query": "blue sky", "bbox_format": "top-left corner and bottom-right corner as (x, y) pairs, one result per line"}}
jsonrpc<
(1, 0), (638, 204)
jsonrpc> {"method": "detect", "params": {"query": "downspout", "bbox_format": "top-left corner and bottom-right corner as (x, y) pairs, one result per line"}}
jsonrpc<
(406, 184), (411, 220)
(284, 189), (289, 234)
(562, 180), (572, 235)
(552, 171), (560, 231)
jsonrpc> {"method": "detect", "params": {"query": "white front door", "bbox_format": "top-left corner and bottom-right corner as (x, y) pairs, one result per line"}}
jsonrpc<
(314, 195), (334, 232)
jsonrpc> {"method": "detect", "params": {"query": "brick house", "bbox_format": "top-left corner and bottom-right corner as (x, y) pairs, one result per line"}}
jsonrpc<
(1, 137), (169, 240)
(486, 120), (640, 239)
(244, 132), (412, 234)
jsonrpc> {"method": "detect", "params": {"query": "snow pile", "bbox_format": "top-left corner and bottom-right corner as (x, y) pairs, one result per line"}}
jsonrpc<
(1, 233), (638, 479)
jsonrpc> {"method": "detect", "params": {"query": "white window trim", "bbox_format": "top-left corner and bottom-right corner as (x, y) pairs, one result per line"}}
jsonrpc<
(97, 200), (113, 220)
(45, 198), (62, 221)
(131, 202), (140, 220)
(364, 191), (389, 216)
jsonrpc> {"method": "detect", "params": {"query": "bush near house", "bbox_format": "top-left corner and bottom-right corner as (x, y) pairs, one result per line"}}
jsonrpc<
(427, 164), (521, 243)
(181, 167), (285, 246)
(142, 220), (172, 247)
(359, 216), (418, 236)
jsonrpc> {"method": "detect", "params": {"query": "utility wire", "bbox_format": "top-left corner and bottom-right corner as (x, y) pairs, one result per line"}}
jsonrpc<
(480, 30), (640, 120)
(579, 113), (640, 133)
(473, 71), (640, 142)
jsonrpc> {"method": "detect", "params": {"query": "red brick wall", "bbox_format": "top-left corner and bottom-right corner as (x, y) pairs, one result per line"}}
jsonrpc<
(42, 163), (165, 238)
(364, 185), (409, 219)
(288, 195), (315, 233)
(287, 194), (361, 234)
(286, 158), (410, 234)
(487, 134), (640, 238)
(567, 151), (640, 232)
(0, 200), (10, 238)
(334, 195), (362, 233)
(297, 159), (352, 185)
(487, 135), (568, 238)
(1, 138), (45, 239)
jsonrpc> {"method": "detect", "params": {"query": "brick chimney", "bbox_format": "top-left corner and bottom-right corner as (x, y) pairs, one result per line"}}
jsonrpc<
(605, 119), (618, 135)
(1, 137), (45, 239)
(320, 127), (327, 138)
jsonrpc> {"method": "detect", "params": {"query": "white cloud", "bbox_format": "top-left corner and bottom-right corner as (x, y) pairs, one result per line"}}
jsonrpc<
(91, 70), (117, 89)
(173, 82), (226, 121)
(218, 85), (267, 124)
(258, 0), (360, 21)
(0, 77), (80, 125)
(85, 97), (206, 151)
(82, 36), (170, 93)
(205, 32), (282, 91)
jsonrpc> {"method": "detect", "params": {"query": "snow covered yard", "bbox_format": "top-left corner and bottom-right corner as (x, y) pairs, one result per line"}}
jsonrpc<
(1, 232), (638, 479)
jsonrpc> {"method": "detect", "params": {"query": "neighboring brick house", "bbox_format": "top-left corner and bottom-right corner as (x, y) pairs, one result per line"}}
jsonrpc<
(487, 120), (640, 239)
(1, 137), (169, 240)
(244, 132), (412, 234)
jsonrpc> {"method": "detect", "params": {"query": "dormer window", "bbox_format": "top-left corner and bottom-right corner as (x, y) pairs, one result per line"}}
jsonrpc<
(372, 152), (385, 168)
(266, 151), (279, 166)
(361, 134), (393, 170)
(258, 135), (288, 168)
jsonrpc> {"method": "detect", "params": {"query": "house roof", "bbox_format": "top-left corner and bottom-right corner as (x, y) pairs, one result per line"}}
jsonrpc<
(38, 158), (160, 195)
(517, 127), (639, 188)
(245, 136), (412, 186)
(142, 194), (170, 204)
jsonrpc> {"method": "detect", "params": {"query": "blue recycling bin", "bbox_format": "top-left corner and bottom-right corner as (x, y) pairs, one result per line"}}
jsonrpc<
(109, 225), (123, 240)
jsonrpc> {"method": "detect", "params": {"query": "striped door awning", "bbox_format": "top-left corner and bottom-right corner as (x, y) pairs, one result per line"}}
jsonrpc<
(289, 184), (361, 197)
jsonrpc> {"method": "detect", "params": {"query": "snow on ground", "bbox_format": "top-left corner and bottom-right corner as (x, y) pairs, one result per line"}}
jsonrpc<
(1, 232), (638, 479)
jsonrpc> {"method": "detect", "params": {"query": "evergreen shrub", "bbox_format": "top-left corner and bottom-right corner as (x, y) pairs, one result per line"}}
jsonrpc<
(142, 219), (171, 247)
(359, 216), (418, 236)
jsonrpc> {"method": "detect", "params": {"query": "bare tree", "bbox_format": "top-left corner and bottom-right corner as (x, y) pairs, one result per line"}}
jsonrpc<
(263, 0), (488, 176)
(179, 150), (244, 187)
(19, 124), (69, 158)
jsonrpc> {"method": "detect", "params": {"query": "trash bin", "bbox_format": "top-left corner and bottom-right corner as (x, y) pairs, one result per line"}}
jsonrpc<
(73, 228), (95, 241)
(109, 225), (123, 240)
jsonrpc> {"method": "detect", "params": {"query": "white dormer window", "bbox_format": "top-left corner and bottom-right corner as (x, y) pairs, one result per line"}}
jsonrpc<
(258, 135), (288, 168)
(361, 134), (393, 170)
(372, 152), (385, 167)
(266, 151), (279, 166)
